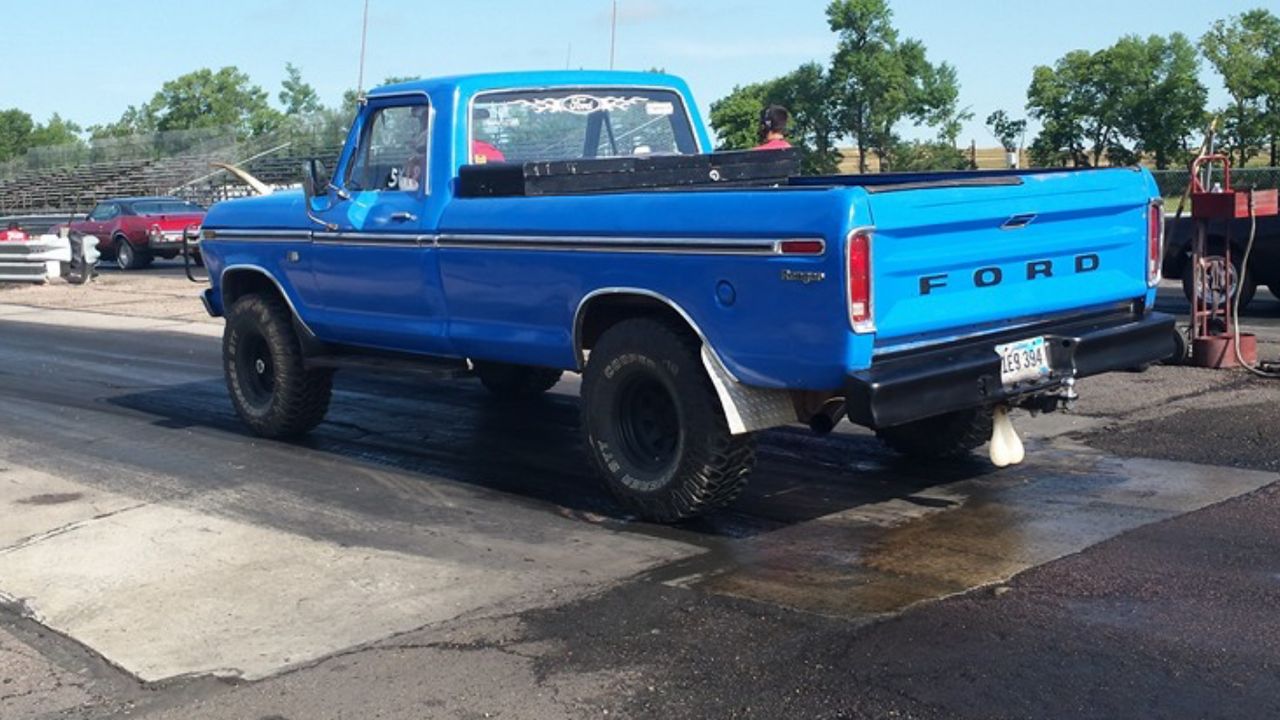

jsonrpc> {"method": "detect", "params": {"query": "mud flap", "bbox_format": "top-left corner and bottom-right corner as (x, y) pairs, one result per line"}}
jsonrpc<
(700, 346), (796, 435)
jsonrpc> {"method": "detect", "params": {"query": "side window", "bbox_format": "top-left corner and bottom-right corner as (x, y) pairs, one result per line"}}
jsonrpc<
(346, 103), (430, 193)
(89, 204), (109, 221)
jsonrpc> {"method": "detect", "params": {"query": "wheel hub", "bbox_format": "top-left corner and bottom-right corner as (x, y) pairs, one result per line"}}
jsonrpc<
(615, 375), (679, 473)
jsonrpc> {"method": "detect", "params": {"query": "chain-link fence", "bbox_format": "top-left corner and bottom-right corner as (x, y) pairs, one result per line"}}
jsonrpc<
(1149, 167), (1280, 198)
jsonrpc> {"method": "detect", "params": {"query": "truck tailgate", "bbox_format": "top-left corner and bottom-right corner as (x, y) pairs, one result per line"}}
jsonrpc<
(864, 168), (1154, 345)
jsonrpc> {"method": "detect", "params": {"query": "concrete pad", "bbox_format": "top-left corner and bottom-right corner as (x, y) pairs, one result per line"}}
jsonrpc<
(0, 472), (698, 682)
(0, 466), (141, 548)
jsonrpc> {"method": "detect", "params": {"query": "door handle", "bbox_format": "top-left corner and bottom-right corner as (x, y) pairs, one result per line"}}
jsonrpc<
(390, 211), (418, 223)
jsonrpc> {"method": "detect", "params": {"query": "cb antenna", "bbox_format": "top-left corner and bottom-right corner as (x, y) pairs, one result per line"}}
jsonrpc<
(609, 0), (617, 70)
(356, 0), (370, 102)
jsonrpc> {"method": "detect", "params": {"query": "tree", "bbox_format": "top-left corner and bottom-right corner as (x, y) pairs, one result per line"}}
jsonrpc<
(88, 104), (157, 140)
(985, 110), (1026, 153)
(0, 108), (34, 162)
(826, 0), (961, 172)
(1200, 9), (1280, 166)
(707, 64), (841, 174)
(149, 67), (282, 138)
(708, 81), (770, 151)
(1112, 33), (1206, 169)
(28, 113), (84, 149)
(279, 63), (321, 115)
(1026, 49), (1127, 167)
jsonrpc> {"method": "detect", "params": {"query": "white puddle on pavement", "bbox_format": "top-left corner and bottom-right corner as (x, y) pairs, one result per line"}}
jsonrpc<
(0, 464), (698, 682)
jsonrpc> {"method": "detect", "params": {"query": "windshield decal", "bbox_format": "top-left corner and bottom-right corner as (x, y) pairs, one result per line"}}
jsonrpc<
(500, 94), (649, 115)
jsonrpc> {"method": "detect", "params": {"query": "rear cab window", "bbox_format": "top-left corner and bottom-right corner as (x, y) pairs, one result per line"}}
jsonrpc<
(469, 88), (699, 165)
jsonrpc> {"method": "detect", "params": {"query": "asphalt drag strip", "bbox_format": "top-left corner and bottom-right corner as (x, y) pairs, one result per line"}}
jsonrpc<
(1, 313), (1278, 717)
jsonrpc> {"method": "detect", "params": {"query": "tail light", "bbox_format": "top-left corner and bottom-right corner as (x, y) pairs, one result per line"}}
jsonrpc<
(1147, 200), (1163, 287)
(847, 229), (873, 331)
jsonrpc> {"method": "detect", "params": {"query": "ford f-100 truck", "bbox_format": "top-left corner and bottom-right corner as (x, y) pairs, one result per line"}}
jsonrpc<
(198, 71), (1175, 522)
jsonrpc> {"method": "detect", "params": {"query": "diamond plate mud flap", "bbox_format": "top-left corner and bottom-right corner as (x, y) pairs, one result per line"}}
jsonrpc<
(701, 346), (796, 435)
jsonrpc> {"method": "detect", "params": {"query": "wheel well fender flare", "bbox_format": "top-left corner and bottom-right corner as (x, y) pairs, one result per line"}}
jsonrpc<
(572, 288), (730, 377)
(220, 265), (316, 340)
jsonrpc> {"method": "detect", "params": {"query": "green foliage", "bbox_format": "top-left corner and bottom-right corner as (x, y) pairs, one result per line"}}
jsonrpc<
(709, 81), (769, 151)
(1027, 33), (1207, 169)
(985, 110), (1026, 153)
(28, 114), (84, 149)
(1200, 9), (1280, 166)
(1114, 33), (1206, 169)
(279, 63), (321, 115)
(150, 67), (282, 138)
(826, 0), (962, 171)
(708, 63), (842, 174)
(0, 109), (35, 162)
(88, 105), (156, 140)
(890, 140), (970, 171)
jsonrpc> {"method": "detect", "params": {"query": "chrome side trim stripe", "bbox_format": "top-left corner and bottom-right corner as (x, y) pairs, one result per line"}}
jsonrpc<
(206, 229), (826, 256)
(206, 229), (313, 240)
(312, 232), (430, 246)
(437, 234), (824, 256)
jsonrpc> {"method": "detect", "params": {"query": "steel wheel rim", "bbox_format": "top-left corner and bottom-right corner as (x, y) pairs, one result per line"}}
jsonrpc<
(237, 332), (275, 409)
(614, 374), (680, 474)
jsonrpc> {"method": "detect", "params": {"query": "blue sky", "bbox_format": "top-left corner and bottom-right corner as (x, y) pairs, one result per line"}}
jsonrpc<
(0, 0), (1266, 146)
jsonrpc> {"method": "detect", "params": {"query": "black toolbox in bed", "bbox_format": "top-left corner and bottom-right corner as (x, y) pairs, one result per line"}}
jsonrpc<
(457, 149), (799, 197)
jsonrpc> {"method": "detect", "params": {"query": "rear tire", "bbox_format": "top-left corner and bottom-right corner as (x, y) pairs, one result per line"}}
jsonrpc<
(876, 407), (993, 460)
(473, 361), (563, 399)
(224, 293), (333, 439)
(581, 318), (755, 523)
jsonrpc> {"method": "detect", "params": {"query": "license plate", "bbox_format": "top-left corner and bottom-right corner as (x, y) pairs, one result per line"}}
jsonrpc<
(996, 336), (1051, 387)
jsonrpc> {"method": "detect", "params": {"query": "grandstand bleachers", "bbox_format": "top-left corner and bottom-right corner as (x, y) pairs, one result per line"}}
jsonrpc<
(0, 141), (343, 214)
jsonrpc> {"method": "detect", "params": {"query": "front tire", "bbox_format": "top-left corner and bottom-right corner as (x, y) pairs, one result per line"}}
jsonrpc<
(581, 318), (755, 523)
(876, 407), (993, 460)
(115, 238), (150, 270)
(224, 293), (333, 438)
(473, 361), (562, 399)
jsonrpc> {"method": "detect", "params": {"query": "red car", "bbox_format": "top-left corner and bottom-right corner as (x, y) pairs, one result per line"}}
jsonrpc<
(67, 196), (205, 270)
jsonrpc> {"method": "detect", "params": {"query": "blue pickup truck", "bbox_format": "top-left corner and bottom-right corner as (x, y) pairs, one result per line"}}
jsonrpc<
(199, 70), (1174, 522)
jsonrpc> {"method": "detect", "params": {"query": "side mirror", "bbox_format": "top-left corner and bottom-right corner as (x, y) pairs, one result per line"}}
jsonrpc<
(301, 159), (339, 231)
(302, 159), (330, 203)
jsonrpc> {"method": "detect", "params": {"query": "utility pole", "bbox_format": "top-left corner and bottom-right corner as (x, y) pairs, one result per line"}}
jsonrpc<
(356, 0), (370, 100)
(609, 0), (617, 70)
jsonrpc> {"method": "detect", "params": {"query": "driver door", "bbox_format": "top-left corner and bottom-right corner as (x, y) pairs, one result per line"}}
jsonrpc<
(309, 96), (452, 355)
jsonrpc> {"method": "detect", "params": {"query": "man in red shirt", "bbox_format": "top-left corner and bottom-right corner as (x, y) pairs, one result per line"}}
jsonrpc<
(754, 105), (792, 150)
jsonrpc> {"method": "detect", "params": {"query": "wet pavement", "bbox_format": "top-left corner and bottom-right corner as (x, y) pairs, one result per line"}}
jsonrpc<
(1, 294), (1279, 718)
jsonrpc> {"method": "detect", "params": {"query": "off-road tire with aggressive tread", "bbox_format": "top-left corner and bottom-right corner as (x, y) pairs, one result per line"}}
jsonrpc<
(224, 293), (333, 439)
(581, 317), (755, 523)
(876, 407), (993, 460)
(473, 361), (563, 399)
